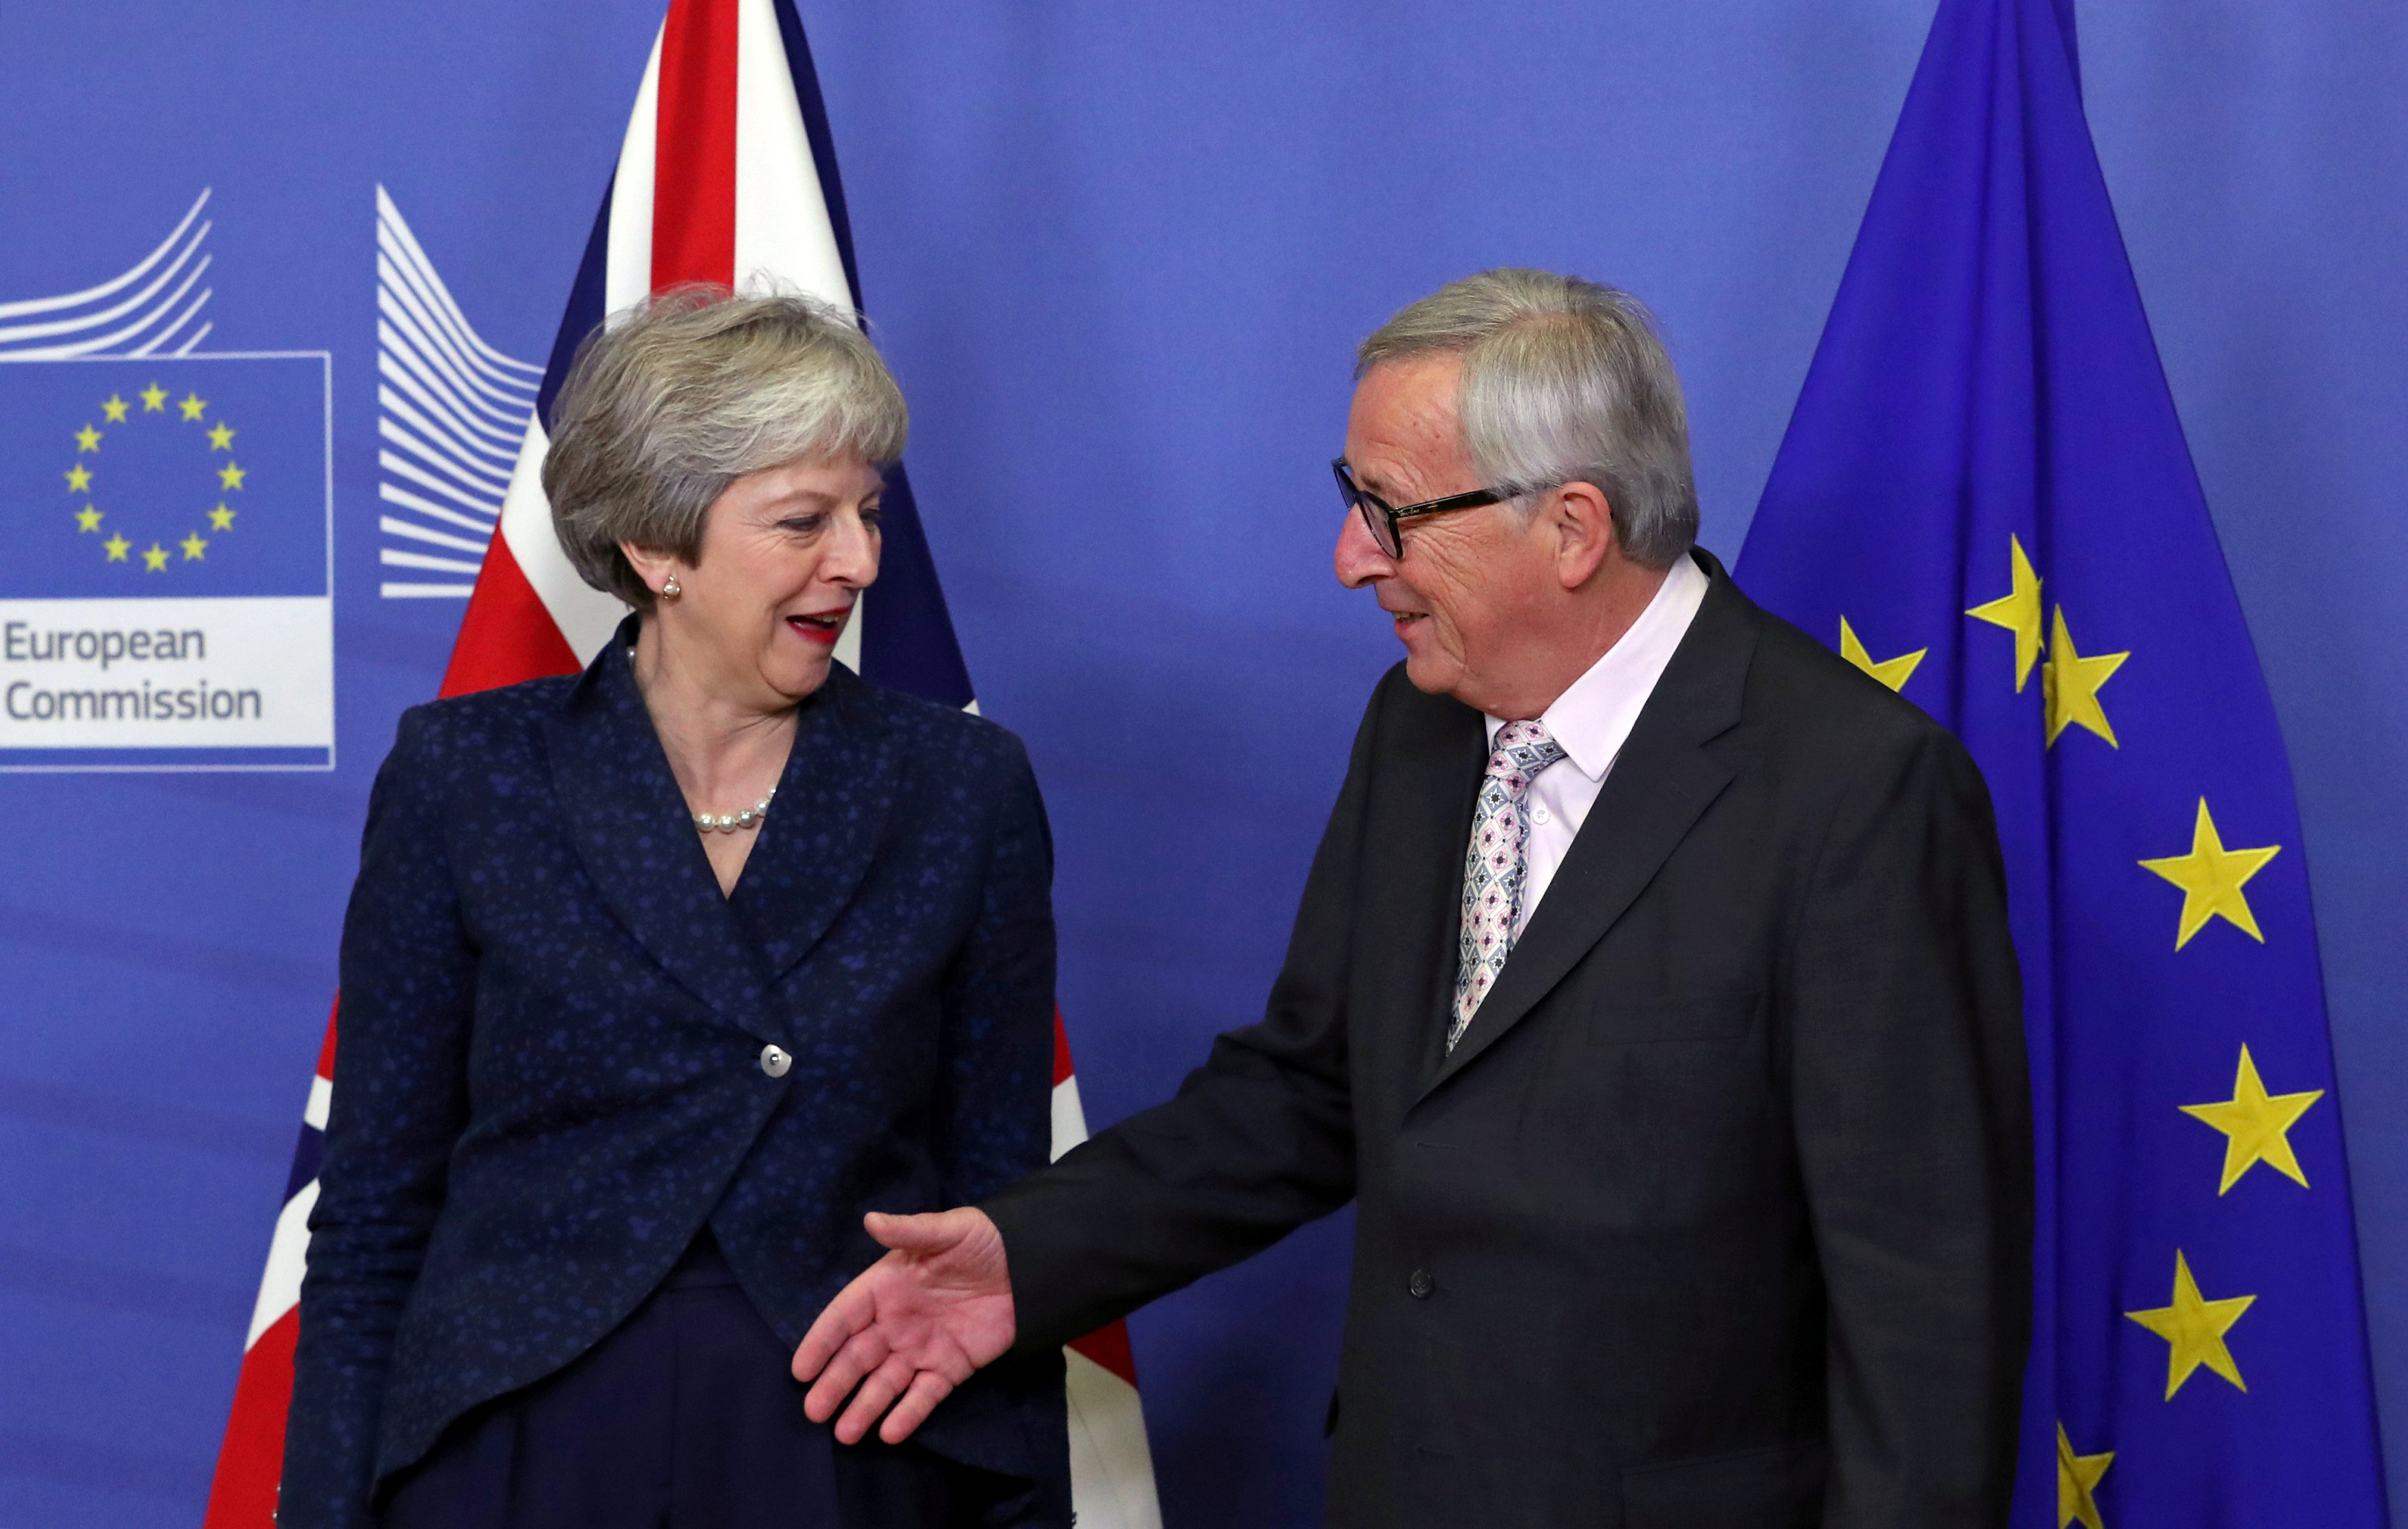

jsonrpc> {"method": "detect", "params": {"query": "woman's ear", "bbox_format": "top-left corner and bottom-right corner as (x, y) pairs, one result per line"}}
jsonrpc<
(620, 541), (681, 596)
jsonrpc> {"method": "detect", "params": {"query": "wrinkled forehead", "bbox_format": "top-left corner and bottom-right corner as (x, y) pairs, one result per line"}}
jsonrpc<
(1345, 354), (1471, 499)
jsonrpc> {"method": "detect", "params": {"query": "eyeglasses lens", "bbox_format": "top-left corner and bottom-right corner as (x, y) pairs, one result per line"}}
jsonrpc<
(1335, 462), (1401, 557)
(1361, 501), (1399, 557)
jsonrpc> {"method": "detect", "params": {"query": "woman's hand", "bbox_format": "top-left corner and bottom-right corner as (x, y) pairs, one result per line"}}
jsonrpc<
(791, 1206), (1017, 1444)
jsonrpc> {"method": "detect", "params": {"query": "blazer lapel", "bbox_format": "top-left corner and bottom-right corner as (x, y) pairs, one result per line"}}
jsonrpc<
(726, 662), (899, 988)
(1419, 557), (1756, 1098)
(1368, 688), (1489, 1096)
(544, 625), (773, 1034)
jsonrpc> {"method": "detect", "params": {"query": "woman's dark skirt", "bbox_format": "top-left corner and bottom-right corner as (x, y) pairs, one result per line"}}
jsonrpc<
(381, 1233), (1020, 1528)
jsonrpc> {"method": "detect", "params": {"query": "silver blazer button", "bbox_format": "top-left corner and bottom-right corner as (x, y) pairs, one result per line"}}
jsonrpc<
(759, 1044), (792, 1078)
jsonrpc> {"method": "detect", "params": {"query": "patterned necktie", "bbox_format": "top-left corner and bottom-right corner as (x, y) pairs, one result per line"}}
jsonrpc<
(1450, 719), (1567, 1051)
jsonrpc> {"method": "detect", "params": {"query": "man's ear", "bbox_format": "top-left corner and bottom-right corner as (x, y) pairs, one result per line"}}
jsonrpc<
(1549, 480), (1618, 589)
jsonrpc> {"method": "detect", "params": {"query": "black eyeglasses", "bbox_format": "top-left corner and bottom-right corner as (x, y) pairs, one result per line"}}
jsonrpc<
(1331, 458), (1518, 559)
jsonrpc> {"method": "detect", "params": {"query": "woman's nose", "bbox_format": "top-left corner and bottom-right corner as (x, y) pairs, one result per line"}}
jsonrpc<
(825, 510), (881, 587)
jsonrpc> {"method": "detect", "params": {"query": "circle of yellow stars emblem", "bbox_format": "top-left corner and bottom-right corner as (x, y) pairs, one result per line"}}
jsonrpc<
(61, 382), (244, 574)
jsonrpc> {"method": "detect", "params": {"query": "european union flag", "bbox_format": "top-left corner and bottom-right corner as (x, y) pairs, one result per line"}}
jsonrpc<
(0, 355), (327, 599)
(1737, 0), (2387, 1523)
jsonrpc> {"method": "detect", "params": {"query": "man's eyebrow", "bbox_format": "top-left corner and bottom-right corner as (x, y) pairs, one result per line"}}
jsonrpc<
(1352, 463), (1405, 500)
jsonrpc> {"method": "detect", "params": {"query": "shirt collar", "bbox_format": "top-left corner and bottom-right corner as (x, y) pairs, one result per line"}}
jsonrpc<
(1483, 552), (1712, 780)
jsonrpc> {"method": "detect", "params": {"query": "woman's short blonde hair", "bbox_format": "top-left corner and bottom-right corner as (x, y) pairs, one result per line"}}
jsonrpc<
(544, 285), (909, 610)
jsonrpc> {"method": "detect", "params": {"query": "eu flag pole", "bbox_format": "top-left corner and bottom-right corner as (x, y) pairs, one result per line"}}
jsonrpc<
(1737, 0), (2387, 1524)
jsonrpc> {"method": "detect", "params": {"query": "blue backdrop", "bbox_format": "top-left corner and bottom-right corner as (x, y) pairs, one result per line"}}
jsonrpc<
(2, 3), (2402, 1526)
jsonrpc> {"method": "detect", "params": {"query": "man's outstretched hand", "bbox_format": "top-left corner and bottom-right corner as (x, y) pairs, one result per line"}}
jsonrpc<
(791, 1206), (1017, 1445)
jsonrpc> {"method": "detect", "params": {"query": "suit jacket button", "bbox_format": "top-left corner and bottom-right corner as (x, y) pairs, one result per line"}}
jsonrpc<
(1408, 1268), (1434, 1299)
(760, 1045), (791, 1078)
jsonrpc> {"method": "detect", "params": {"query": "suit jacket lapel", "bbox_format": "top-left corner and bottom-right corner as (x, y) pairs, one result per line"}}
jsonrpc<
(1419, 557), (1755, 1098)
(544, 623), (773, 1036)
(726, 662), (898, 988)
(1362, 686), (1487, 1096)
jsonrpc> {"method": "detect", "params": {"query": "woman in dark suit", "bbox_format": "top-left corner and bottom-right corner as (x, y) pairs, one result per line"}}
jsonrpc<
(282, 289), (1066, 1529)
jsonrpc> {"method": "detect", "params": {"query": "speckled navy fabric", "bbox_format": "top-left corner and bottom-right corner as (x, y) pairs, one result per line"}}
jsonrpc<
(282, 619), (1064, 1529)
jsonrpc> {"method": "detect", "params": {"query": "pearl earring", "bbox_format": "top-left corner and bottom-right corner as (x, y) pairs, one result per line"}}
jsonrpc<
(661, 575), (681, 598)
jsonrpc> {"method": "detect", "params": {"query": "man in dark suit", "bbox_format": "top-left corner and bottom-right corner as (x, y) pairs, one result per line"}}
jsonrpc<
(794, 270), (2032, 1527)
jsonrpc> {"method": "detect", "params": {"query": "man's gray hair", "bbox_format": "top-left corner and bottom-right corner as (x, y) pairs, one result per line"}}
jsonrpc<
(1356, 269), (1698, 569)
(545, 285), (909, 610)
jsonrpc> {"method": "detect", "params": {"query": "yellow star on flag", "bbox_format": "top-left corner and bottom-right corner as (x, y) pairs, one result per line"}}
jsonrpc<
(2125, 1249), (2255, 1399)
(2056, 1423), (2112, 1529)
(2182, 1043), (2322, 1194)
(2140, 799), (2280, 950)
(74, 506), (103, 533)
(142, 543), (171, 572)
(1966, 532), (2044, 691)
(103, 532), (131, 563)
(208, 503), (237, 532)
(139, 382), (168, 412)
(74, 424), (103, 453)
(218, 461), (246, 491)
(2043, 606), (2129, 748)
(1839, 616), (1926, 692)
(180, 532), (208, 561)
(179, 391), (207, 422)
(63, 463), (93, 492)
(207, 421), (236, 451)
(101, 393), (130, 423)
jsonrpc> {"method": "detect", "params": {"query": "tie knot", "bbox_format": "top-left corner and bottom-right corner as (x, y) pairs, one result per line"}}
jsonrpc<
(1487, 719), (1565, 790)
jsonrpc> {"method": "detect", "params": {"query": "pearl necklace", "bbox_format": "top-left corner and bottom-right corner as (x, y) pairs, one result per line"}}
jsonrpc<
(695, 787), (775, 834)
(625, 645), (777, 833)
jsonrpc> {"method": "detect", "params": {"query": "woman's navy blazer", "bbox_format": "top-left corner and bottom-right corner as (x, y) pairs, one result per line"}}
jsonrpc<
(283, 625), (1065, 1528)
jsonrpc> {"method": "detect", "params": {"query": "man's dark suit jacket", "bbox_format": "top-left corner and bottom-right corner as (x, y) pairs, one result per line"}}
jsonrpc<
(985, 551), (2031, 1528)
(285, 625), (1067, 1529)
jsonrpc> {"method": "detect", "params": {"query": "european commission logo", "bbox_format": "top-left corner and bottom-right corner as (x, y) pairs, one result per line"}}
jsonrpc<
(0, 196), (333, 771)
(374, 186), (538, 599)
(61, 384), (244, 578)
(3, 358), (327, 601)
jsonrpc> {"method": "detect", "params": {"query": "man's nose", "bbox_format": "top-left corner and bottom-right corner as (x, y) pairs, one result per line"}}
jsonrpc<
(1333, 507), (1394, 589)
